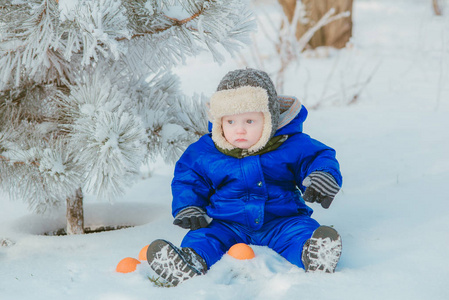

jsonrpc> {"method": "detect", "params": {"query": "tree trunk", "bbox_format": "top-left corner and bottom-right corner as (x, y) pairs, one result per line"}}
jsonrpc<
(278, 0), (297, 23)
(66, 187), (84, 235)
(278, 0), (353, 49)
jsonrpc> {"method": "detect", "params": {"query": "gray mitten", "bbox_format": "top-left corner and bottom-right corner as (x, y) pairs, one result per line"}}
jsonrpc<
(302, 171), (340, 209)
(173, 206), (211, 230)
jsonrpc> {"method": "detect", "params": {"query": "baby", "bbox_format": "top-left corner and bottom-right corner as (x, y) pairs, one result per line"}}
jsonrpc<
(146, 68), (343, 286)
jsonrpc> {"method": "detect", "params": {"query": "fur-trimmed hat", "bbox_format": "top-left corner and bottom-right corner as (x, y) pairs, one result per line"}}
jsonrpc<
(209, 68), (280, 153)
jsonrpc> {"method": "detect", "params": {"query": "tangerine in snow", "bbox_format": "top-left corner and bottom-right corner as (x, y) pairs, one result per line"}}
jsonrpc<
(116, 257), (141, 273)
(138, 244), (149, 261)
(227, 243), (255, 260)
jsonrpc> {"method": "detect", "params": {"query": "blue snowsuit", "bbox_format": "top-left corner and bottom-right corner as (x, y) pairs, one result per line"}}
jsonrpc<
(171, 104), (342, 269)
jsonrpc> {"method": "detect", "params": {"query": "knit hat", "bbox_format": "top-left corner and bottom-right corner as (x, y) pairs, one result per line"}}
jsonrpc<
(209, 68), (280, 153)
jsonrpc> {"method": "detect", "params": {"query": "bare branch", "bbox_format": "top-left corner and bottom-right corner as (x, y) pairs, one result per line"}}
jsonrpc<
(433, 0), (443, 16)
(296, 8), (350, 51)
(117, 5), (207, 41)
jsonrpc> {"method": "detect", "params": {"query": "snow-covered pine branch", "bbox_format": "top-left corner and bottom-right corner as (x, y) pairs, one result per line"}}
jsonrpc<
(58, 64), (147, 200)
(0, 0), (255, 233)
(60, 0), (130, 66)
(120, 0), (256, 69)
(0, 121), (82, 214)
(0, 0), (64, 89)
(134, 71), (209, 164)
(161, 92), (210, 163)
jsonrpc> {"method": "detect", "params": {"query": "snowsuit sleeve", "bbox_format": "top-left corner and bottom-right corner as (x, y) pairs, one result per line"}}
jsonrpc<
(171, 145), (213, 218)
(293, 134), (342, 192)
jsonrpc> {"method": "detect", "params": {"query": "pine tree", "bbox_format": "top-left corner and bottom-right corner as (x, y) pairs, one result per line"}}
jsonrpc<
(0, 0), (254, 234)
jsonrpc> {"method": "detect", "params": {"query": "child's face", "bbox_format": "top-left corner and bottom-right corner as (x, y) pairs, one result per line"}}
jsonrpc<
(221, 112), (264, 149)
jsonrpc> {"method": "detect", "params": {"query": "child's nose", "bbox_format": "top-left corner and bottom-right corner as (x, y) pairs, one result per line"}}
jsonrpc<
(236, 125), (246, 134)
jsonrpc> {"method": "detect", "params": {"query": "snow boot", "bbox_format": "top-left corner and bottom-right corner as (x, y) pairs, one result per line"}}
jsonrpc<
(146, 239), (207, 286)
(302, 226), (342, 273)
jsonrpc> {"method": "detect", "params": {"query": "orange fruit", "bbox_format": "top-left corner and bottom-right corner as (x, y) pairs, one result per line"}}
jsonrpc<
(138, 244), (149, 261)
(116, 257), (141, 273)
(227, 243), (255, 260)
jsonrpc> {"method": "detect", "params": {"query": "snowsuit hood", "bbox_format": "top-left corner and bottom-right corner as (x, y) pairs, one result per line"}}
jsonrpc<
(276, 95), (306, 135)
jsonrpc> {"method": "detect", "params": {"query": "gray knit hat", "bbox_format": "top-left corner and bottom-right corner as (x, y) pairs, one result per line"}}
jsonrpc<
(209, 68), (280, 153)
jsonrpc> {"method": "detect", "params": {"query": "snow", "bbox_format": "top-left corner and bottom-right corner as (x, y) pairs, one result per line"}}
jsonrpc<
(162, 5), (192, 21)
(161, 123), (186, 144)
(1, 0), (449, 299)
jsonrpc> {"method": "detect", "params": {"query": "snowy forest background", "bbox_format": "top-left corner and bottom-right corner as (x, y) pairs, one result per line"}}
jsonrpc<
(1, 0), (449, 299)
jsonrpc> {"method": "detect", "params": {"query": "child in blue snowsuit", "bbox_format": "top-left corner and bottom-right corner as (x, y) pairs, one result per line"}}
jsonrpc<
(147, 68), (343, 286)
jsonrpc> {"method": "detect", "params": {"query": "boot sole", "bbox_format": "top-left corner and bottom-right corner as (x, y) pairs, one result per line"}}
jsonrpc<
(146, 239), (203, 286)
(303, 226), (342, 273)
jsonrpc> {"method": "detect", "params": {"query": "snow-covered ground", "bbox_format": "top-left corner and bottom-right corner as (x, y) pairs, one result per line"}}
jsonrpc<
(1, 0), (449, 299)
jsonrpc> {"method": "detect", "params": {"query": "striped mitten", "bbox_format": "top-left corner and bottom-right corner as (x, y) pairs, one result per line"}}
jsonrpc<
(302, 171), (340, 209)
(173, 206), (211, 230)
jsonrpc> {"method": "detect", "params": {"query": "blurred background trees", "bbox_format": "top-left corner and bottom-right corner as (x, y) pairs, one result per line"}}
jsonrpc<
(278, 0), (353, 50)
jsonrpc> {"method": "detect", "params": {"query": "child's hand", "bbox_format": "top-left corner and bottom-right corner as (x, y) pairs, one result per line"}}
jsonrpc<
(302, 172), (340, 209)
(173, 206), (211, 230)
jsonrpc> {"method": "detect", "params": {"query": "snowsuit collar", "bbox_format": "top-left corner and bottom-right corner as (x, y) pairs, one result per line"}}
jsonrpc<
(216, 134), (288, 158)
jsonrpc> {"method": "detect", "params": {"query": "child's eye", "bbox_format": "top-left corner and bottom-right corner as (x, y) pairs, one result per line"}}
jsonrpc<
(227, 120), (234, 124)
(246, 120), (254, 124)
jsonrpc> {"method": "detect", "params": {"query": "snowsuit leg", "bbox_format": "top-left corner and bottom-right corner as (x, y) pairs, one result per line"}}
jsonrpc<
(180, 220), (250, 269)
(182, 215), (320, 269)
(259, 215), (320, 269)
